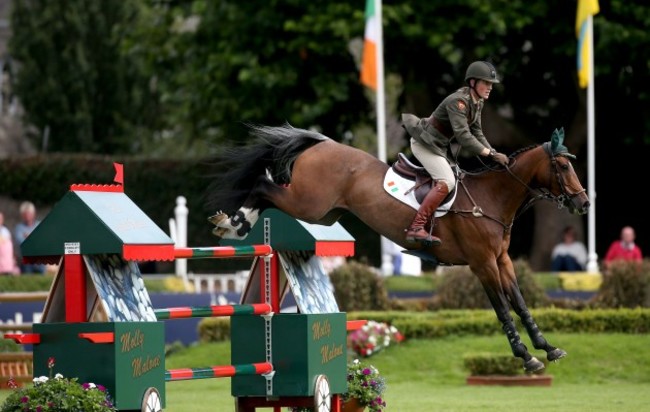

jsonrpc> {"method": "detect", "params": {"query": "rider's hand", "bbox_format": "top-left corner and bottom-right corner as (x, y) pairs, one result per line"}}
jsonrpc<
(491, 152), (509, 166)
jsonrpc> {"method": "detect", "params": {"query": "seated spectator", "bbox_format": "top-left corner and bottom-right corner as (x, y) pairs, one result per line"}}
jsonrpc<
(603, 226), (642, 269)
(0, 211), (19, 275)
(551, 226), (587, 271)
(13, 201), (46, 274)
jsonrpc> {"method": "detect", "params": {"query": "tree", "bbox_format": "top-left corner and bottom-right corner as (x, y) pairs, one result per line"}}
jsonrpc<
(9, 0), (142, 153)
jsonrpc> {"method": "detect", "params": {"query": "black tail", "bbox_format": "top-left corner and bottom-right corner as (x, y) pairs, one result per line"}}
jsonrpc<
(204, 122), (328, 213)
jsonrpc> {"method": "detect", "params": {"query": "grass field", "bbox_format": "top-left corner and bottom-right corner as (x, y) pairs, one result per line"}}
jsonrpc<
(3, 332), (647, 411)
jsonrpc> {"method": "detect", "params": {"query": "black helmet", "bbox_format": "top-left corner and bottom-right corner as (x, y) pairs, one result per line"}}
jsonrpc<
(465, 61), (500, 84)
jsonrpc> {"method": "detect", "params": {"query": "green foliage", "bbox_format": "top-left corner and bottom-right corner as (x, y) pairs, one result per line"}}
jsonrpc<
(463, 353), (524, 376)
(1, 376), (116, 412)
(9, 0), (143, 154)
(7, 0), (650, 160)
(347, 308), (650, 339)
(591, 259), (650, 308)
(119, 0), (368, 152)
(0, 340), (21, 353)
(382, 274), (437, 292)
(197, 318), (231, 343)
(0, 276), (54, 293)
(431, 259), (549, 309)
(329, 261), (390, 312)
(164, 341), (186, 357)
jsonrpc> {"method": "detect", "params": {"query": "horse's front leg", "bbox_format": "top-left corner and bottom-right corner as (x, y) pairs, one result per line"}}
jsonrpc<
(504, 281), (567, 362)
(498, 255), (567, 364)
(473, 265), (545, 373)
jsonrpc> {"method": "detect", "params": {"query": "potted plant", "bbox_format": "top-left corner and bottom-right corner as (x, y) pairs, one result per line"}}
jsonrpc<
(464, 353), (553, 386)
(0, 357), (116, 412)
(288, 358), (387, 412)
(341, 359), (387, 412)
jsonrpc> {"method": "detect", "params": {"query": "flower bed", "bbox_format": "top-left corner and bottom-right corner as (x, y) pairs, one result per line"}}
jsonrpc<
(347, 320), (404, 358)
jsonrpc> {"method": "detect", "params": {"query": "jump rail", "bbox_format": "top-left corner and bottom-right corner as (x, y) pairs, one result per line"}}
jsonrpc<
(154, 303), (272, 320)
(173, 245), (272, 259)
(165, 362), (273, 382)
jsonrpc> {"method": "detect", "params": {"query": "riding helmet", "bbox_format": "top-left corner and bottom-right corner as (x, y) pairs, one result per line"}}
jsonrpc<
(465, 61), (500, 84)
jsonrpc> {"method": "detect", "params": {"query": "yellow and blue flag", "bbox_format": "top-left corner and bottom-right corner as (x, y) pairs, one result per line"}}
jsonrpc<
(576, 0), (600, 88)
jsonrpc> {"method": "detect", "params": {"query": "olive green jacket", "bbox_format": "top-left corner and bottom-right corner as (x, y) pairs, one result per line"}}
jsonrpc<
(402, 86), (492, 159)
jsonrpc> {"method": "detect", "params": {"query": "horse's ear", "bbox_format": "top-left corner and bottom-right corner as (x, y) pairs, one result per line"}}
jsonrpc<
(550, 127), (564, 149)
(550, 127), (575, 159)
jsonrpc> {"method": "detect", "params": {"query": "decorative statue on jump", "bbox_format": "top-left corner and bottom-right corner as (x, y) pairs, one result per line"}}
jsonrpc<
(205, 122), (589, 373)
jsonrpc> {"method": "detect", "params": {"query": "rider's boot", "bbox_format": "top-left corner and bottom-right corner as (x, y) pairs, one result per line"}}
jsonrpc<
(405, 181), (449, 244)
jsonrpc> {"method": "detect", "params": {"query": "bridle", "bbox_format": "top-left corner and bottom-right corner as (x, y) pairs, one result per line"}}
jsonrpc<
(450, 143), (586, 232)
(513, 142), (586, 214)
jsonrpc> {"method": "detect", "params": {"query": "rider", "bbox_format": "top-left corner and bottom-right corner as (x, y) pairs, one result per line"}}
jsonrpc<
(402, 60), (510, 244)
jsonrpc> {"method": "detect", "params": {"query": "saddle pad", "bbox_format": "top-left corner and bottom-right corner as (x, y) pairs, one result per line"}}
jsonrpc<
(383, 168), (456, 217)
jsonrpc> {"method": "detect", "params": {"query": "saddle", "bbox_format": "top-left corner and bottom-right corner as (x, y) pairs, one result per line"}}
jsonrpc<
(391, 153), (460, 205)
(391, 153), (434, 204)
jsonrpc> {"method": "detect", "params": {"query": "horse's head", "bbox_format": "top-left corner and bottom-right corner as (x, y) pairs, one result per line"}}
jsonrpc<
(538, 128), (590, 215)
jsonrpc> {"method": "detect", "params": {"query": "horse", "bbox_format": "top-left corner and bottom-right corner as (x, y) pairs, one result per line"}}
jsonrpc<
(204, 123), (590, 373)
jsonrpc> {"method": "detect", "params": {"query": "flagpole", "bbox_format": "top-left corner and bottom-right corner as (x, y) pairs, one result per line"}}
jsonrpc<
(373, 0), (393, 274)
(585, 14), (599, 273)
(375, 0), (386, 163)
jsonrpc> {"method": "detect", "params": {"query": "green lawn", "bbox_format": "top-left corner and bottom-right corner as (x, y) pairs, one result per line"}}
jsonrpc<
(3, 333), (647, 411)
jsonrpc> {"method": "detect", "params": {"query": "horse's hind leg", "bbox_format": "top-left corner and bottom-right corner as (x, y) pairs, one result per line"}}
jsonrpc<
(209, 175), (283, 240)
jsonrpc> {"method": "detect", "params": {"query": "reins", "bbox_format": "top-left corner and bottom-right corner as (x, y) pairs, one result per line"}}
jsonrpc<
(448, 144), (583, 233)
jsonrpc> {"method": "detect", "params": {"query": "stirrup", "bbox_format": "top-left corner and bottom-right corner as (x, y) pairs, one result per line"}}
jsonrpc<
(405, 228), (441, 245)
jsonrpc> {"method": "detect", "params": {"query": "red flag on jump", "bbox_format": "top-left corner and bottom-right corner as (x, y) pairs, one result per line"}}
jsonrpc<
(113, 162), (124, 185)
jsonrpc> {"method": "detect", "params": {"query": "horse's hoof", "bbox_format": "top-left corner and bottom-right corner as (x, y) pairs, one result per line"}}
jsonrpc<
(547, 348), (567, 362)
(212, 227), (229, 238)
(208, 212), (228, 226)
(523, 357), (545, 373)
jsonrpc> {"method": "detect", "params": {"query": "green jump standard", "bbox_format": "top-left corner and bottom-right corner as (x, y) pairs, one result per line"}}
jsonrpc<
(32, 322), (165, 411)
(231, 313), (347, 397)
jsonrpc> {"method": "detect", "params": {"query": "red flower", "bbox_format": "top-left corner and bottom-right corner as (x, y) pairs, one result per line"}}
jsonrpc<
(47, 357), (55, 369)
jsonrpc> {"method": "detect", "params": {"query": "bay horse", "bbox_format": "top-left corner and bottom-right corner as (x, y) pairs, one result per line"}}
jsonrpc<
(205, 123), (590, 373)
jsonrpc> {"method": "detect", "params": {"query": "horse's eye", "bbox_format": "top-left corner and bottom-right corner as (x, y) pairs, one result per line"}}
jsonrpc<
(561, 164), (569, 171)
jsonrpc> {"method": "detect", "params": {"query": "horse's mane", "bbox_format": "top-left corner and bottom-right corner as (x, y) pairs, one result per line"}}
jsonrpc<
(461, 144), (539, 174)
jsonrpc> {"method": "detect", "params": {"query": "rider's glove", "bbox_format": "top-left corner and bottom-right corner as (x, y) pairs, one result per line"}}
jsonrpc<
(490, 150), (509, 167)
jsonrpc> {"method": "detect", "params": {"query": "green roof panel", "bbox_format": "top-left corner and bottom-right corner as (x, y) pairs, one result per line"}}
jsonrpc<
(21, 190), (173, 258)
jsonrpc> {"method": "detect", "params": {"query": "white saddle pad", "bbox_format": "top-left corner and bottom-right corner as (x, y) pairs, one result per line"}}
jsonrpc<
(383, 168), (456, 217)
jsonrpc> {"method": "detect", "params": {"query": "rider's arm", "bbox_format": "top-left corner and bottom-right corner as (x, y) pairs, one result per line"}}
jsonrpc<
(447, 98), (486, 156)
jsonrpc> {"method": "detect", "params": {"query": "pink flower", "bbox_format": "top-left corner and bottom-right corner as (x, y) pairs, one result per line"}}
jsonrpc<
(7, 377), (17, 389)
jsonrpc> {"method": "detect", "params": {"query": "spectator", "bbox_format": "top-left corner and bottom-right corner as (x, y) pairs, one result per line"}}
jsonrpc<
(13, 201), (45, 274)
(0, 211), (19, 274)
(603, 226), (642, 269)
(550, 226), (588, 271)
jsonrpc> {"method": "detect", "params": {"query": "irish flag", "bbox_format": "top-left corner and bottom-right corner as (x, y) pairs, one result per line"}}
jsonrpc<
(360, 0), (378, 90)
